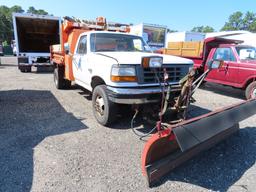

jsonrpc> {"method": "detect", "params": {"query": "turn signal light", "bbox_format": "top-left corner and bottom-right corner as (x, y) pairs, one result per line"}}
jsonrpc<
(142, 57), (150, 68)
(111, 76), (137, 82)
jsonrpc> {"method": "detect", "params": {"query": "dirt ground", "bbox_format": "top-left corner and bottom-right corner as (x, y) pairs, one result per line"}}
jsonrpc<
(0, 57), (255, 192)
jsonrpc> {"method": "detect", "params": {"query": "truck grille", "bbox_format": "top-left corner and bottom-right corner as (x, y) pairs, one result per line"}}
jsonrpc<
(139, 65), (188, 84)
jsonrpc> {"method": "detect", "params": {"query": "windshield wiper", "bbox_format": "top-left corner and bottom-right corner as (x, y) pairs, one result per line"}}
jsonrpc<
(96, 49), (115, 52)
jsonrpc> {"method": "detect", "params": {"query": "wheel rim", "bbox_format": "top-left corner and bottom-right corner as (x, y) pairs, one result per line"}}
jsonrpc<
(251, 87), (256, 98)
(95, 95), (105, 116)
(54, 70), (58, 86)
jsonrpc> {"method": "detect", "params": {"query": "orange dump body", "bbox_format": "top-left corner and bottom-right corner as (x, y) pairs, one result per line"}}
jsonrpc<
(50, 19), (89, 81)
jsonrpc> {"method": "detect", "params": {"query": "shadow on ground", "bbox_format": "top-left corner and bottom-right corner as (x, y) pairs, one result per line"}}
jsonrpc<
(156, 127), (256, 192)
(200, 82), (245, 100)
(0, 90), (87, 192)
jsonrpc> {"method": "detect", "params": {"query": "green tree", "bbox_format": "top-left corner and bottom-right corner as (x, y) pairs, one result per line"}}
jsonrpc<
(27, 6), (48, 15)
(10, 5), (24, 14)
(0, 6), (13, 43)
(221, 11), (244, 31)
(221, 11), (256, 32)
(191, 25), (215, 33)
(167, 28), (178, 33)
(244, 11), (256, 32)
(0, 5), (49, 44)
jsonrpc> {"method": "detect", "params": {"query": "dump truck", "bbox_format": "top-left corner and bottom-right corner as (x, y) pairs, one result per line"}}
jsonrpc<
(50, 17), (256, 187)
(50, 17), (193, 126)
(12, 13), (61, 72)
(162, 37), (256, 99)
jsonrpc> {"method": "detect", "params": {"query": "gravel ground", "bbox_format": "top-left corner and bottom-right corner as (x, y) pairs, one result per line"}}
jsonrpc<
(0, 57), (255, 192)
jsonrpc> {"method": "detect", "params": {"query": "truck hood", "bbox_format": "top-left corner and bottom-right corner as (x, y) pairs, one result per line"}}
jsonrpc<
(94, 52), (193, 65)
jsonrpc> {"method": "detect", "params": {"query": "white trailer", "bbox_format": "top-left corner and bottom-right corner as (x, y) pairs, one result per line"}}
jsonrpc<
(12, 13), (61, 72)
(166, 31), (205, 45)
(129, 23), (167, 51)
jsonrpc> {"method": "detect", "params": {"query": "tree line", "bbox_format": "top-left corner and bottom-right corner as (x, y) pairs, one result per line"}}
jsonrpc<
(0, 5), (48, 45)
(191, 11), (256, 33)
(1, 5), (256, 44)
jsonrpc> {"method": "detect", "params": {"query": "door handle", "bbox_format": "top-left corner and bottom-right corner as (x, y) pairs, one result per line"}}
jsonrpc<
(225, 63), (229, 70)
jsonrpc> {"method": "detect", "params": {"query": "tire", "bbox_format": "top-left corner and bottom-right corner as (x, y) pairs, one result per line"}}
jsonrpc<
(53, 66), (65, 89)
(20, 66), (31, 73)
(245, 81), (256, 99)
(64, 79), (71, 89)
(92, 85), (117, 126)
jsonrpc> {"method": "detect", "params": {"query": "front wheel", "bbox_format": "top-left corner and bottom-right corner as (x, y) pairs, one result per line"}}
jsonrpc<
(245, 81), (256, 99)
(92, 85), (117, 126)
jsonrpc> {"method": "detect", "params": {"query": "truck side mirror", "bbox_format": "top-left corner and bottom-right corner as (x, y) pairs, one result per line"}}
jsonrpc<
(64, 43), (70, 54)
(207, 59), (224, 69)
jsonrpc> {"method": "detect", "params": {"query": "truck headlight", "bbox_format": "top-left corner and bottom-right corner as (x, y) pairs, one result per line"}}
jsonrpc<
(142, 56), (163, 68)
(111, 65), (137, 82)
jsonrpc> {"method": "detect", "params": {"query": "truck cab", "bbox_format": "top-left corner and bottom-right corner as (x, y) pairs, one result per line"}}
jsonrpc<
(51, 18), (193, 126)
(204, 44), (256, 99)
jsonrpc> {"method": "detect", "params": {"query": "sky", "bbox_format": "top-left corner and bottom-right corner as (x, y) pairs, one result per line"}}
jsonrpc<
(1, 0), (256, 31)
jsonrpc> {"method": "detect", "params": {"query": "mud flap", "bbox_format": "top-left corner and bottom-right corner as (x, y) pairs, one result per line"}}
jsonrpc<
(142, 99), (256, 187)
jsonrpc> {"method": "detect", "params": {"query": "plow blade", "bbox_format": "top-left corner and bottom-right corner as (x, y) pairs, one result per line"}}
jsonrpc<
(142, 99), (256, 186)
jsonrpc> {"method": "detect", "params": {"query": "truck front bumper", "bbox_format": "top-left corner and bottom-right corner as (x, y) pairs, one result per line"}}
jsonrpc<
(107, 85), (181, 104)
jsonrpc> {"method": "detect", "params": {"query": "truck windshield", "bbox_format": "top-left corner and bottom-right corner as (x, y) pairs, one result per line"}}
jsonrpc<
(90, 33), (151, 52)
(236, 46), (256, 60)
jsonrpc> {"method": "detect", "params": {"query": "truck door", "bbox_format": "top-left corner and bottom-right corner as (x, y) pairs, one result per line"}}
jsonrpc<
(206, 47), (238, 84)
(72, 35), (90, 86)
(221, 47), (239, 84)
(205, 48), (224, 82)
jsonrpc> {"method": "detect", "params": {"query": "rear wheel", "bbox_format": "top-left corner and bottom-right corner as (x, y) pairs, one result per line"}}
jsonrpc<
(92, 85), (117, 126)
(64, 79), (71, 89)
(245, 81), (256, 99)
(54, 66), (67, 89)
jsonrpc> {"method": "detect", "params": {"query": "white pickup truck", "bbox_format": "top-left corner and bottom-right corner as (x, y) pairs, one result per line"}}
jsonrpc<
(51, 30), (193, 126)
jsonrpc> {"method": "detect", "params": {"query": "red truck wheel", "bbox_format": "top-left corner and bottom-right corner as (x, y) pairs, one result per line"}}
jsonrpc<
(92, 85), (117, 126)
(245, 81), (256, 99)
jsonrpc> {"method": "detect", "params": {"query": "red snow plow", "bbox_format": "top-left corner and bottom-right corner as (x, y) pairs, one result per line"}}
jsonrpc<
(138, 60), (256, 186)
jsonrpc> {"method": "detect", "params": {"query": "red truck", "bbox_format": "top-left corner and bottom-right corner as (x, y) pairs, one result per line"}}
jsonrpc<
(162, 37), (256, 99)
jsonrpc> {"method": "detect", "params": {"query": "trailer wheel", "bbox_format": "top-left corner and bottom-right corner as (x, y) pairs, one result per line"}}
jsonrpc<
(20, 66), (31, 73)
(245, 81), (256, 99)
(54, 66), (65, 89)
(92, 85), (117, 126)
